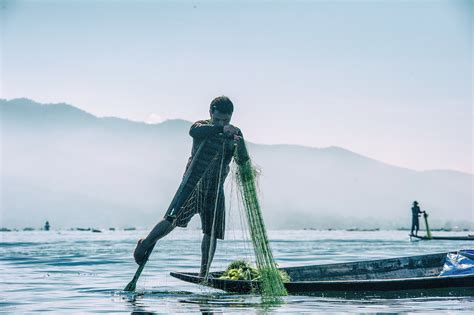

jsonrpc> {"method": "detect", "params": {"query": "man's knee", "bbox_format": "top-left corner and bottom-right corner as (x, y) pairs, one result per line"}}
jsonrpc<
(164, 215), (175, 225)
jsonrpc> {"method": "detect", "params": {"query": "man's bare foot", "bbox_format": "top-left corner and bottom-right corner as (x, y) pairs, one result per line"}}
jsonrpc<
(133, 239), (150, 265)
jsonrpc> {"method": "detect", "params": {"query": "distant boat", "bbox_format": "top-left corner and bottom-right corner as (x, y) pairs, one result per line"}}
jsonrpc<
(171, 252), (474, 297)
(346, 228), (380, 232)
(76, 228), (91, 231)
(91, 229), (102, 233)
(410, 234), (474, 241)
(124, 227), (136, 231)
(23, 227), (35, 231)
(0, 228), (11, 232)
(409, 211), (472, 241)
(109, 228), (116, 231)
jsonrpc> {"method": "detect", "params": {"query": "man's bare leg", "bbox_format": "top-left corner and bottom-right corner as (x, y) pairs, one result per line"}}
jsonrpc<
(199, 233), (217, 277)
(134, 219), (175, 264)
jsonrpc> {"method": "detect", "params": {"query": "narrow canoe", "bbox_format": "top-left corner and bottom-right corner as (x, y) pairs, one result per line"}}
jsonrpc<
(410, 235), (474, 241)
(170, 252), (474, 297)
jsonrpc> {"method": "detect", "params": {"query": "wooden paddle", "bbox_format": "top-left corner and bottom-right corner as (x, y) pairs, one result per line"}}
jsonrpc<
(124, 242), (157, 291)
(423, 212), (432, 239)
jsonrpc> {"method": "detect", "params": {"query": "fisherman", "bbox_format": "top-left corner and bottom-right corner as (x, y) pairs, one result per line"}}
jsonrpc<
(133, 96), (249, 276)
(44, 221), (50, 231)
(410, 201), (425, 236)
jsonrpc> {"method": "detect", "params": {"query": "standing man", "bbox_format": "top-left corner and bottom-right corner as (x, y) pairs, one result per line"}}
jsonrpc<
(133, 96), (249, 276)
(410, 201), (425, 236)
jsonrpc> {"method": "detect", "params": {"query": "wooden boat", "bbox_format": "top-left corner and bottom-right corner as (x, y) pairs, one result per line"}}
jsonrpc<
(410, 234), (474, 241)
(412, 213), (474, 241)
(170, 252), (474, 297)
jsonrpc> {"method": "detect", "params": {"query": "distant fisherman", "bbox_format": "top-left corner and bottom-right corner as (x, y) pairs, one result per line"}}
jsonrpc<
(410, 201), (425, 236)
(44, 221), (50, 231)
(133, 96), (249, 276)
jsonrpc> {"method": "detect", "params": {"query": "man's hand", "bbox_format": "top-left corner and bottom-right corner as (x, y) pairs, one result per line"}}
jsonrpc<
(223, 124), (240, 137)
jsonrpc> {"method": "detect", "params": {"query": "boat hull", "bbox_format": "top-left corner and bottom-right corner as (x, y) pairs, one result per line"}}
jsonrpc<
(410, 235), (474, 241)
(170, 252), (474, 297)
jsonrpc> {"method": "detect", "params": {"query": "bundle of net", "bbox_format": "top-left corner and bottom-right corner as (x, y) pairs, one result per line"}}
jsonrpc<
(226, 148), (288, 299)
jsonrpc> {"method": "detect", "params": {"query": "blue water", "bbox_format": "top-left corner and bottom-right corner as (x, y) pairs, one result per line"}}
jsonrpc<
(1, 229), (474, 313)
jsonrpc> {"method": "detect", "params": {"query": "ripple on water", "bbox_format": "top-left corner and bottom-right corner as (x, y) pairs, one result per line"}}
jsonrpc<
(1, 230), (474, 313)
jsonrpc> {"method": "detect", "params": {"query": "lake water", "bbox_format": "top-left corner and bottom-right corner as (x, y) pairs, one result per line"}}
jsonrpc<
(1, 229), (474, 313)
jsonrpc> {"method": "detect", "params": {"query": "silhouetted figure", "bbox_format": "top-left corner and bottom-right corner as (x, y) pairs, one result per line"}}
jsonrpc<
(44, 221), (50, 231)
(410, 201), (425, 236)
(133, 96), (249, 277)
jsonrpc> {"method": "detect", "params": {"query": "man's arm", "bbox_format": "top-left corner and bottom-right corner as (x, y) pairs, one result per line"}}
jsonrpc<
(189, 121), (224, 138)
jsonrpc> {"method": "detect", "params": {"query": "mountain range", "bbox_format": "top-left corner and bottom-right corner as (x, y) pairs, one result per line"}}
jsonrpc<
(1, 98), (472, 230)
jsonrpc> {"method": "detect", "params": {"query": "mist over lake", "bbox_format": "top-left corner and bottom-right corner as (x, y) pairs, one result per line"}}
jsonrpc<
(1, 98), (472, 231)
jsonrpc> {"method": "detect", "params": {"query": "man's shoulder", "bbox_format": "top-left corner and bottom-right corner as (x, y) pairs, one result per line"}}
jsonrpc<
(233, 125), (244, 136)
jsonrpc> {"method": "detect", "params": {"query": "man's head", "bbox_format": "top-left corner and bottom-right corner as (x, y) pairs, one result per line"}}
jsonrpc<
(413, 201), (418, 205)
(209, 96), (233, 127)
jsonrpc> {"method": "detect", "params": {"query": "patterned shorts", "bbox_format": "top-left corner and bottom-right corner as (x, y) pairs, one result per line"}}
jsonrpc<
(165, 180), (226, 240)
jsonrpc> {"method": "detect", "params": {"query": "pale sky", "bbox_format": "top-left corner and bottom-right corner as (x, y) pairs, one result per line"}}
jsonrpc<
(1, 0), (472, 173)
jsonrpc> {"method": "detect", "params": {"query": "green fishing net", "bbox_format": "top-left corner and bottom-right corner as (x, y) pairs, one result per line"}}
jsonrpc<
(234, 158), (288, 298)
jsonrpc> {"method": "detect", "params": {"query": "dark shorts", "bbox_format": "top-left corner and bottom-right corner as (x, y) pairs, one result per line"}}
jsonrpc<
(164, 187), (226, 240)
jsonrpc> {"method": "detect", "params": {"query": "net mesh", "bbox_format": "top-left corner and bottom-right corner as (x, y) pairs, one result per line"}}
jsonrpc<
(233, 150), (287, 300)
(172, 154), (222, 227)
(171, 137), (287, 300)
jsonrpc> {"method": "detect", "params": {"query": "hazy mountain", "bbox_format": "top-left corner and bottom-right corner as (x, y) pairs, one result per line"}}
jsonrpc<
(1, 98), (472, 230)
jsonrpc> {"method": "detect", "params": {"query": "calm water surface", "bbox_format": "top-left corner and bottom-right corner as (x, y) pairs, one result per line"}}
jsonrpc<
(1, 229), (474, 313)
